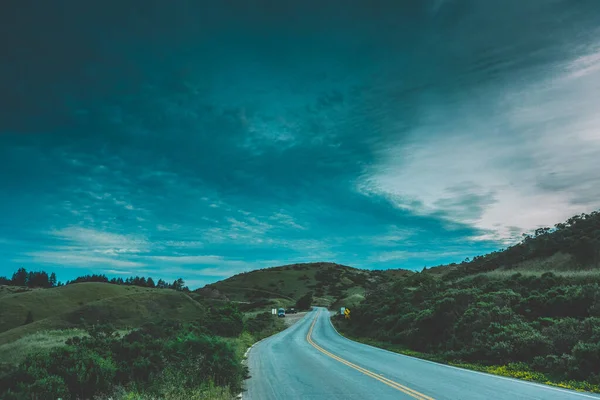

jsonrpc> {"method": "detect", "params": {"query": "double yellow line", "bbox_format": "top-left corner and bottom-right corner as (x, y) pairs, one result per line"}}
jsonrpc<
(306, 311), (434, 400)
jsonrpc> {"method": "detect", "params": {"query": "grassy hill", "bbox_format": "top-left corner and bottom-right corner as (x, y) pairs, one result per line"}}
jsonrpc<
(424, 210), (600, 281)
(0, 279), (286, 400)
(0, 283), (205, 347)
(202, 262), (413, 309)
(0, 285), (37, 299)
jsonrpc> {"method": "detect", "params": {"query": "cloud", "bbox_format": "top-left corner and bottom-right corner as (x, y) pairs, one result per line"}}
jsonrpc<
(368, 250), (468, 264)
(147, 255), (246, 266)
(22, 252), (145, 268)
(50, 227), (149, 254)
(269, 212), (307, 230)
(2, 1), (600, 283)
(105, 269), (133, 275)
(360, 44), (600, 244)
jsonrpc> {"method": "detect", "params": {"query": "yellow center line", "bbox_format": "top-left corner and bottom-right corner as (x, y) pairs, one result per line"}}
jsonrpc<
(306, 311), (435, 400)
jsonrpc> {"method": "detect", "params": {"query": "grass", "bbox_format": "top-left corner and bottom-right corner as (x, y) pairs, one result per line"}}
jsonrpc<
(0, 329), (86, 365)
(332, 320), (600, 394)
(460, 268), (600, 284)
(109, 377), (234, 400)
(0, 285), (35, 299)
(0, 282), (153, 334)
(0, 284), (206, 346)
(0, 328), (130, 365)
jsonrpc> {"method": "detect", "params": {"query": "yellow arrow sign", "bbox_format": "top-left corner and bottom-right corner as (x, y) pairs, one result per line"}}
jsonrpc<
(344, 308), (350, 319)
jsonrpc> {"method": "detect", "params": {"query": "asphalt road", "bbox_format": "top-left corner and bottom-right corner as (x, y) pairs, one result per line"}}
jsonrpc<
(244, 307), (600, 400)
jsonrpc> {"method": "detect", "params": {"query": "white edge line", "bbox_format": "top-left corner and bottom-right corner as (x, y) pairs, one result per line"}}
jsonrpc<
(324, 310), (600, 399)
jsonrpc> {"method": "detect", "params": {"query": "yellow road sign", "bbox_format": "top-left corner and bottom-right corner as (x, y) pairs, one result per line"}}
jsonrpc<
(344, 308), (350, 319)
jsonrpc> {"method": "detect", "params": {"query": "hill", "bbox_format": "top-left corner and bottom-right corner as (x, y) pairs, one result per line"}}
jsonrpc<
(336, 211), (600, 392)
(0, 282), (205, 346)
(424, 210), (600, 280)
(201, 262), (413, 309)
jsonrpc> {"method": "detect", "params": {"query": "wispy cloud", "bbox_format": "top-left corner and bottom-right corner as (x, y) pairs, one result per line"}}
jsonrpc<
(360, 46), (600, 245)
(22, 251), (145, 268)
(269, 212), (307, 230)
(147, 255), (247, 267)
(51, 227), (148, 252)
(105, 269), (133, 275)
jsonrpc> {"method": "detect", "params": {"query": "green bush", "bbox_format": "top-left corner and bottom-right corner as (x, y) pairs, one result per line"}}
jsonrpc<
(205, 303), (244, 337)
(345, 268), (600, 386)
(0, 318), (246, 399)
(296, 291), (313, 310)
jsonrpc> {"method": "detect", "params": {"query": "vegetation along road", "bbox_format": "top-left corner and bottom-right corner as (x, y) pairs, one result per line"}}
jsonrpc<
(245, 307), (600, 400)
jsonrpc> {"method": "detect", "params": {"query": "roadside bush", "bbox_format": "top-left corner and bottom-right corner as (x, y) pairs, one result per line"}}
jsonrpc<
(205, 303), (244, 337)
(345, 266), (600, 386)
(245, 312), (284, 340)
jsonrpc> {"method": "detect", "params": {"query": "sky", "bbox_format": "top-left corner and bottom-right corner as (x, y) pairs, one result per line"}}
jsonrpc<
(1, 1), (600, 288)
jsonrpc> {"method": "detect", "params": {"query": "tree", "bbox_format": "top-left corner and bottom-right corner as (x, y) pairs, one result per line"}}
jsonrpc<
(296, 291), (313, 310)
(49, 272), (57, 287)
(172, 278), (185, 291)
(147, 277), (155, 288)
(11, 268), (28, 286)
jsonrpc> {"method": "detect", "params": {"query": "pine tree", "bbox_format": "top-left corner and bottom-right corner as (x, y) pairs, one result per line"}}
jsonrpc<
(11, 268), (27, 286)
(49, 272), (57, 287)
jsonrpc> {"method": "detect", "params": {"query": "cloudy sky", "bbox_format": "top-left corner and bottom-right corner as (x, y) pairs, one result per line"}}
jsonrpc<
(1, 1), (599, 288)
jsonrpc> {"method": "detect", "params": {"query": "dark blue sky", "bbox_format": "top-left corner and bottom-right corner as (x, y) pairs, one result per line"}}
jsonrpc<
(1, 1), (600, 288)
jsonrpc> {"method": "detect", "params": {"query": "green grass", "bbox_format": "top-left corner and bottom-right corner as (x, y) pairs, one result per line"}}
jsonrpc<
(0, 328), (130, 365)
(331, 293), (365, 310)
(111, 379), (234, 400)
(459, 268), (600, 284)
(0, 283), (206, 346)
(0, 329), (86, 365)
(426, 251), (598, 280)
(0, 282), (153, 334)
(0, 285), (35, 299)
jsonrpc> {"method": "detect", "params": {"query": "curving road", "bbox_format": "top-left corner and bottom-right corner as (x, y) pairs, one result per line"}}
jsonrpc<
(244, 307), (600, 400)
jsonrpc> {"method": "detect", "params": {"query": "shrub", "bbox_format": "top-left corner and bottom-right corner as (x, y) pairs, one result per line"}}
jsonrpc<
(0, 319), (246, 399)
(296, 291), (313, 310)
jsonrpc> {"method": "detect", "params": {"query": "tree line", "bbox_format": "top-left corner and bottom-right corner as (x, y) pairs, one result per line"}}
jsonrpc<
(0, 268), (189, 291)
(0, 268), (58, 288)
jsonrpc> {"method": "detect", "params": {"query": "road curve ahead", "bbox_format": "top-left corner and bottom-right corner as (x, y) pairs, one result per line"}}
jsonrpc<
(244, 307), (600, 400)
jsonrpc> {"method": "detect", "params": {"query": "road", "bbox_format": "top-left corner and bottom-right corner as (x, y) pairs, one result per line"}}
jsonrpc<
(244, 307), (600, 400)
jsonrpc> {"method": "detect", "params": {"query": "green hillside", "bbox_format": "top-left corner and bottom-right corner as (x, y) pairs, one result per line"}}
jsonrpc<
(0, 283), (205, 346)
(202, 262), (412, 308)
(0, 285), (36, 299)
(425, 210), (600, 280)
(337, 211), (600, 393)
(0, 281), (282, 399)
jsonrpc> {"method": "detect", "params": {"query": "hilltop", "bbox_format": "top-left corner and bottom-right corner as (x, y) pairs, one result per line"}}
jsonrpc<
(422, 210), (600, 281)
(201, 262), (413, 309)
